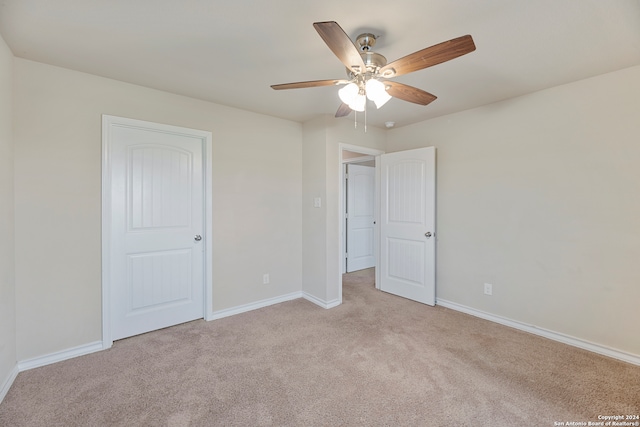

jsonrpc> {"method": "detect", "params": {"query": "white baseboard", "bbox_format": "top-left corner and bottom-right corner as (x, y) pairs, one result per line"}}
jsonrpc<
(17, 341), (104, 372)
(0, 364), (19, 403)
(207, 291), (343, 321)
(208, 291), (303, 321)
(436, 299), (640, 366)
(302, 292), (341, 309)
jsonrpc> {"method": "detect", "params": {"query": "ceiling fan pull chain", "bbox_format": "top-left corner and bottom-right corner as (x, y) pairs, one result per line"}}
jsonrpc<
(364, 101), (367, 133)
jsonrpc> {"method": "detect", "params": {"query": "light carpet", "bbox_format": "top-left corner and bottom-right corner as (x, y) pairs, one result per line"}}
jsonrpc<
(1, 268), (639, 426)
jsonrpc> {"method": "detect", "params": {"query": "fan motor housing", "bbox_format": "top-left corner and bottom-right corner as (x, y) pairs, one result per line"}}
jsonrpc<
(347, 51), (387, 78)
(358, 33), (386, 71)
(362, 51), (387, 70)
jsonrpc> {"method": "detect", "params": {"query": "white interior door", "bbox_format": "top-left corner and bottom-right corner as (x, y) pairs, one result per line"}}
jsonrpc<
(105, 117), (206, 340)
(346, 163), (376, 272)
(380, 147), (436, 305)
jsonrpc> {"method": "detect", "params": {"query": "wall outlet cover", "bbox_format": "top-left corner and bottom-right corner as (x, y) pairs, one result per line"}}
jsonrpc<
(484, 283), (493, 295)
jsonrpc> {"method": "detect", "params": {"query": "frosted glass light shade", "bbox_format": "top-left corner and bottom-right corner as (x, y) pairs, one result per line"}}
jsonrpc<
(365, 78), (385, 98)
(372, 91), (391, 108)
(365, 79), (391, 108)
(338, 83), (359, 105)
(349, 93), (366, 112)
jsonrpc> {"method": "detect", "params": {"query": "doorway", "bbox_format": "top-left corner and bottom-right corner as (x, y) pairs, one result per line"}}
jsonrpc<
(339, 144), (385, 301)
(338, 144), (436, 306)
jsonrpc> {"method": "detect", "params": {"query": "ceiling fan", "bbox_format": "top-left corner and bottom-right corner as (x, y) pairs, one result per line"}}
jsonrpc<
(271, 21), (476, 118)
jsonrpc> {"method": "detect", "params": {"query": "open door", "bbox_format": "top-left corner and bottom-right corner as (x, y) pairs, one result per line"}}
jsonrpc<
(379, 147), (436, 305)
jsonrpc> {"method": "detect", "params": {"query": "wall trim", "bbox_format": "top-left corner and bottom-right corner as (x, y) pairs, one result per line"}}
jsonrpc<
(208, 291), (303, 321)
(208, 290), (343, 321)
(17, 341), (104, 372)
(437, 298), (640, 366)
(303, 292), (341, 309)
(0, 364), (19, 403)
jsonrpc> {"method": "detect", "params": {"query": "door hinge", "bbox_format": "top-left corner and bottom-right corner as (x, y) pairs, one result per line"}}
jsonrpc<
(345, 252), (348, 258)
(345, 212), (349, 219)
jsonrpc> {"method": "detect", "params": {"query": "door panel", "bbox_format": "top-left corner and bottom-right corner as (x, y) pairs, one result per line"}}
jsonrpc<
(108, 120), (205, 340)
(129, 145), (192, 229)
(346, 164), (376, 272)
(128, 249), (192, 312)
(380, 147), (436, 305)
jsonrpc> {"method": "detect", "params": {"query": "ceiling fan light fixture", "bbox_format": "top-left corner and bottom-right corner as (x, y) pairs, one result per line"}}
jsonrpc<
(373, 92), (392, 108)
(338, 82), (359, 105)
(364, 78), (383, 97)
(349, 92), (366, 112)
(365, 78), (392, 108)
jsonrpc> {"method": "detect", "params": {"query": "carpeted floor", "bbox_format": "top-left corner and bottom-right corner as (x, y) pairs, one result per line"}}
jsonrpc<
(1, 268), (639, 426)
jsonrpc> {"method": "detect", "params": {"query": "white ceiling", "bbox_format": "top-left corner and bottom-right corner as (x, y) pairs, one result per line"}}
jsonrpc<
(1, 0), (639, 129)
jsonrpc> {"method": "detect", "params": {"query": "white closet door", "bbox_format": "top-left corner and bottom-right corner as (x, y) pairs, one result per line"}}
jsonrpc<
(105, 117), (205, 340)
(346, 164), (376, 272)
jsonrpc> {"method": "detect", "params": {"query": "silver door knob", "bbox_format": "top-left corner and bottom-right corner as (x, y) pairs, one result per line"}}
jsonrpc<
(424, 232), (432, 238)
(194, 235), (202, 241)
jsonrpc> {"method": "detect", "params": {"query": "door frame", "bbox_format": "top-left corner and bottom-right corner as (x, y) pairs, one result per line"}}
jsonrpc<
(338, 143), (384, 301)
(101, 115), (214, 349)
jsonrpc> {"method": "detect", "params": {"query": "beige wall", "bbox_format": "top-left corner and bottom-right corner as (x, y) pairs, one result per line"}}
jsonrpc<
(0, 34), (16, 392)
(13, 59), (302, 360)
(386, 66), (640, 356)
(302, 116), (385, 303)
(6, 51), (639, 368)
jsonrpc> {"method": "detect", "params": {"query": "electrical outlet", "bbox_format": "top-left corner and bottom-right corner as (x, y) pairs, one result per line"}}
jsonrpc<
(484, 283), (493, 296)
(263, 273), (270, 285)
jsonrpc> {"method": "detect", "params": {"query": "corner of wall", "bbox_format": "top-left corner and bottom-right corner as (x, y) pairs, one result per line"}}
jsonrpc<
(0, 32), (17, 403)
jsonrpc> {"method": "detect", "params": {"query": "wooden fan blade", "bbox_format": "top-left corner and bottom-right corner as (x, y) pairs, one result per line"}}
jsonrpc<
(271, 79), (346, 90)
(313, 21), (366, 74)
(335, 103), (352, 118)
(385, 82), (437, 106)
(379, 35), (476, 78)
